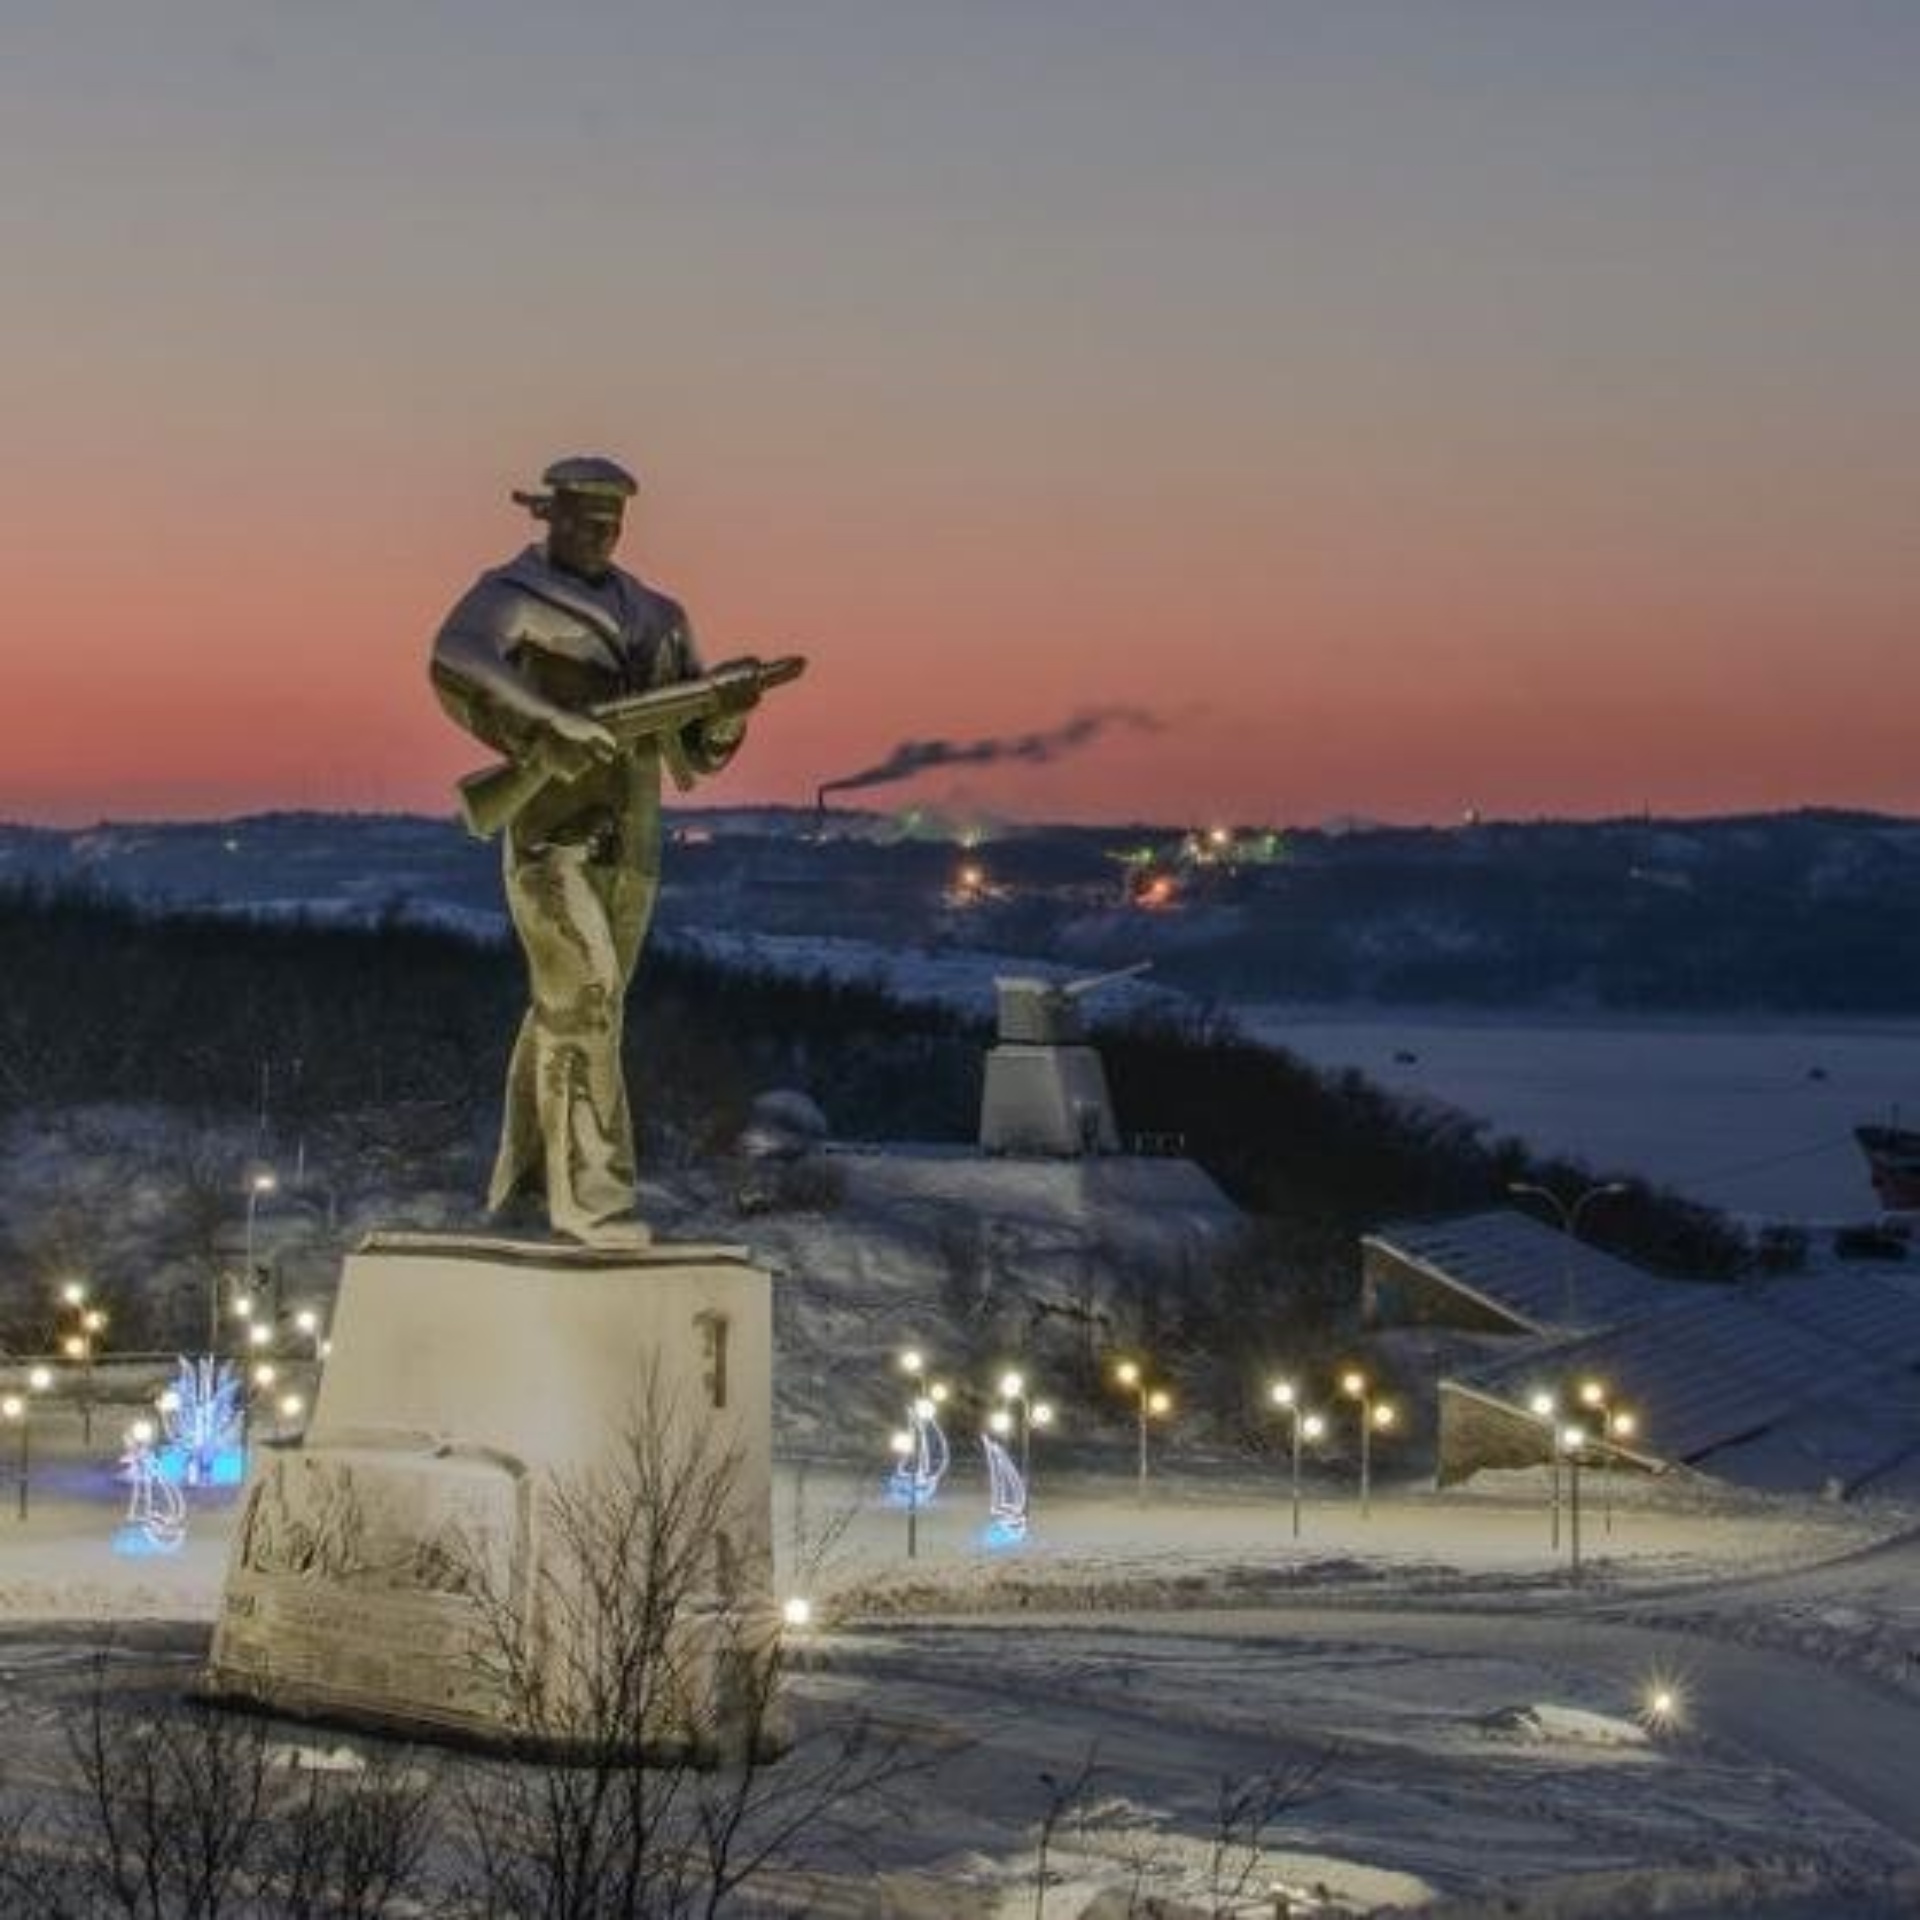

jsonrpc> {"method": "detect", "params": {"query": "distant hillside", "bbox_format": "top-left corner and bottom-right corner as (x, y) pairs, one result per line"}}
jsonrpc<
(0, 883), (1743, 1279)
(3, 805), (1914, 1011)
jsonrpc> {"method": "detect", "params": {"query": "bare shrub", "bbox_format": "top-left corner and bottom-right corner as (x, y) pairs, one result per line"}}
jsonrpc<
(2, 1654), (441, 1919)
(448, 1381), (928, 1917)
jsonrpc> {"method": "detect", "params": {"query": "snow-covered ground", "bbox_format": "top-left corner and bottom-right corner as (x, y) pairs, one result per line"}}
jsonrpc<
(1240, 1005), (1920, 1220)
(8, 1398), (1919, 1917)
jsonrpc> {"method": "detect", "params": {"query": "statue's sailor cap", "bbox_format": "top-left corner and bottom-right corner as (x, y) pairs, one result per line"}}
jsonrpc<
(542, 454), (637, 498)
(512, 454), (638, 514)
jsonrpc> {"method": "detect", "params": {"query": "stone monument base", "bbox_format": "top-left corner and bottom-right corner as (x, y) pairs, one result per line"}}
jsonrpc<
(979, 1043), (1122, 1156)
(204, 1232), (777, 1755)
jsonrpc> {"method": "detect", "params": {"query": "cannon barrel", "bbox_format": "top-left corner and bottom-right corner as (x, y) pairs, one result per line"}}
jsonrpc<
(1061, 960), (1153, 999)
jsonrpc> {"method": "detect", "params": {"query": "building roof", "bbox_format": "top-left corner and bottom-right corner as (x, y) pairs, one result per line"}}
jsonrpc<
(1445, 1266), (1920, 1491)
(1365, 1209), (1668, 1335)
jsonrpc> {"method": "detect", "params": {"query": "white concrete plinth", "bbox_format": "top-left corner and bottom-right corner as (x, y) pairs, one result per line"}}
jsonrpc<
(206, 1232), (775, 1751)
(980, 1044), (1121, 1156)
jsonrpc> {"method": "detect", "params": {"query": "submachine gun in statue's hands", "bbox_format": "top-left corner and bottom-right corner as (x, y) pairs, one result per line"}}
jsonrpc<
(457, 654), (808, 840)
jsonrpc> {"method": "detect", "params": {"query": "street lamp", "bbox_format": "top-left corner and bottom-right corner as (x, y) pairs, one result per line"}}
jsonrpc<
(55, 1283), (105, 1446)
(1112, 1360), (1172, 1501)
(1578, 1380), (1616, 1535)
(294, 1307), (325, 1360)
(1600, 1400), (1639, 1537)
(1560, 1425), (1591, 1582)
(888, 1428), (918, 1559)
(1528, 1389), (1562, 1549)
(1341, 1370), (1395, 1518)
(1508, 1181), (1630, 1322)
(217, 1168), (280, 1354)
(2, 1394), (25, 1521)
(1267, 1379), (1325, 1540)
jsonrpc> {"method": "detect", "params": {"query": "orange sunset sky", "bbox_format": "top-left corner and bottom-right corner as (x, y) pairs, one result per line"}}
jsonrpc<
(2, 3), (1915, 828)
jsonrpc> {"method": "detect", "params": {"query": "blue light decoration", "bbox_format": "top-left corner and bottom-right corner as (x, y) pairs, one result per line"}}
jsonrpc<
(156, 1356), (246, 1488)
(115, 1420), (187, 1556)
(979, 1431), (1029, 1547)
(884, 1396), (950, 1509)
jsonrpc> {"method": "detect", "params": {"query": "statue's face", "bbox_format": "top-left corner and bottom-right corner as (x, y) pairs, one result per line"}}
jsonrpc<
(546, 492), (625, 581)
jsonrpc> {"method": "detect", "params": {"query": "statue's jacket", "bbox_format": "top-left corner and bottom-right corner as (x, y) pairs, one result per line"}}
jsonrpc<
(430, 544), (737, 866)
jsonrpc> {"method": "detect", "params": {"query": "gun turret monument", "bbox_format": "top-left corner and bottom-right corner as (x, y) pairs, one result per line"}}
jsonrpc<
(206, 458), (796, 1753)
(980, 962), (1149, 1156)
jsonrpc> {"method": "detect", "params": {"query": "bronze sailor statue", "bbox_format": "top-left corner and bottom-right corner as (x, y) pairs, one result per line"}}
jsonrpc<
(431, 456), (803, 1246)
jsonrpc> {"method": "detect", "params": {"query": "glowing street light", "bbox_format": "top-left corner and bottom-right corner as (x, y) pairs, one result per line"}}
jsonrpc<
(1267, 1379), (1326, 1540)
(293, 1306), (326, 1359)
(1560, 1424), (1592, 1581)
(1341, 1370), (1396, 1518)
(1112, 1360), (1173, 1501)
(2, 1393), (27, 1522)
(215, 1167), (280, 1354)
(888, 1428), (918, 1559)
(1529, 1389), (1563, 1550)
(1578, 1379), (1622, 1535)
(1508, 1180), (1630, 1323)
(54, 1283), (105, 1445)
(995, 1367), (1051, 1480)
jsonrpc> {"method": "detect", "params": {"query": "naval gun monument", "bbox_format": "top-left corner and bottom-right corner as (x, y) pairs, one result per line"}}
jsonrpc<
(980, 962), (1149, 1157)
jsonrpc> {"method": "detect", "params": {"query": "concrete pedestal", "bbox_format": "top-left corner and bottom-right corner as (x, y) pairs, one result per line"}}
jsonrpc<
(205, 1232), (775, 1752)
(979, 1044), (1121, 1156)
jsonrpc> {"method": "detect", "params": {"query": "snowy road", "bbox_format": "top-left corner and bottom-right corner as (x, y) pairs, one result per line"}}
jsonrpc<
(816, 1587), (1920, 1911)
(1067, 1606), (1920, 1847)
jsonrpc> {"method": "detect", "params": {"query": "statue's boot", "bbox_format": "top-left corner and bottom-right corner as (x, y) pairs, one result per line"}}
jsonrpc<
(541, 1027), (650, 1247)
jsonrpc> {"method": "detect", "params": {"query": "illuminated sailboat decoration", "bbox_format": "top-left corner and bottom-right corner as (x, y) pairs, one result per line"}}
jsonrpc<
(886, 1395), (950, 1508)
(980, 1431), (1028, 1545)
(116, 1418), (188, 1556)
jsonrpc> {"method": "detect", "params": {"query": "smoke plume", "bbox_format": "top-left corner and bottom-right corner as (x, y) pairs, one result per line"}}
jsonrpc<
(817, 707), (1163, 806)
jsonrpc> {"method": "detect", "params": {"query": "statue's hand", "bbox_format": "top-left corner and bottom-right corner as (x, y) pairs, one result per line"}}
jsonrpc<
(540, 710), (618, 777)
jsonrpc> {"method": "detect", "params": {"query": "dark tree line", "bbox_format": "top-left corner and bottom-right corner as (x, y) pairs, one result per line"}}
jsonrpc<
(0, 883), (1740, 1307)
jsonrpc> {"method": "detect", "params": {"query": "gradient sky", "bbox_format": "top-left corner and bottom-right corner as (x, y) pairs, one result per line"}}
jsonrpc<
(3, 2), (1916, 827)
